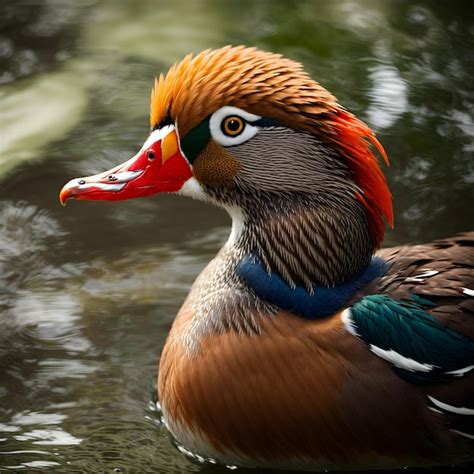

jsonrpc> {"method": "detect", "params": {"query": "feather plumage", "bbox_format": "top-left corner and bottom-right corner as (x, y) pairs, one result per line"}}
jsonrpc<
(60, 44), (474, 469)
(144, 47), (474, 469)
(150, 46), (392, 244)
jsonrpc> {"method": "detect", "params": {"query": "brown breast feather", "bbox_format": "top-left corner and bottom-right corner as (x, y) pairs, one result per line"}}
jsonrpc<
(158, 306), (464, 469)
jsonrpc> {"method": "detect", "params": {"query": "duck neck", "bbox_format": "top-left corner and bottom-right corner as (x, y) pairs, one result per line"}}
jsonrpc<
(227, 194), (377, 290)
(180, 195), (378, 351)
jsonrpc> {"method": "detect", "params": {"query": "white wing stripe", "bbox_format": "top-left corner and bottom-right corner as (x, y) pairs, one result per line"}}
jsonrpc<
(445, 365), (474, 376)
(369, 345), (437, 372)
(341, 308), (360, 337)
(428, 396), (474, 415)
(406, 270), (439, 282)
(449, 429), (474, 440)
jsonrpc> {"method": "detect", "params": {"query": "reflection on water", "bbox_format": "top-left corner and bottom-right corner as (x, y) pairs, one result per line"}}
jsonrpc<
(0, 0), (473, 472)
(366, 64), (408, 130)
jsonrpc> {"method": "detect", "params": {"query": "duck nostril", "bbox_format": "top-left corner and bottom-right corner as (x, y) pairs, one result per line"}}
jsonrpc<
(78, 179), (86, 185)
(108, 175), (118, 181)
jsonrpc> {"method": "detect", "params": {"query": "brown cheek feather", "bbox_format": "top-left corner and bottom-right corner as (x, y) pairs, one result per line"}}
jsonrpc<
(158, 309), (443, 468)
(191, 140), (240, 189)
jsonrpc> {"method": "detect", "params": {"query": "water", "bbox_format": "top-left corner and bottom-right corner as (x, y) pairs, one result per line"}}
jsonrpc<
(0, 0), (473, 472)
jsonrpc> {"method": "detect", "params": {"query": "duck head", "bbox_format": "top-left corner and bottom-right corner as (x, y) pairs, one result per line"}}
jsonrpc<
(60, 46), (393, 287)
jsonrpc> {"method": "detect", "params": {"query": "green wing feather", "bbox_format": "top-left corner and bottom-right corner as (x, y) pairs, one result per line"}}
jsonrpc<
(350, 295), (474, 383)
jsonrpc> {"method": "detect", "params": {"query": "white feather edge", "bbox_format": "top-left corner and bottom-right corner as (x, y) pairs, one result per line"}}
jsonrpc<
(449, 429), (474, 440)
(445, 365), (474, 376)
(340, 308), (360, 337)
(405, 270), (439, 282)
(369, 345), (437, 373)
(427, 396), (474, 416)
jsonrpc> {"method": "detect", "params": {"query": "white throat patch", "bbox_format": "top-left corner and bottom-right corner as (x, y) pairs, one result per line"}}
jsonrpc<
(178, 177), (208, 201)
(224, 206), (245, 246)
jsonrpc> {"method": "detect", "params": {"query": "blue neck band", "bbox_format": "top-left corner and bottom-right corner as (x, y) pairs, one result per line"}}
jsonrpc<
(236, 255), (389, 318)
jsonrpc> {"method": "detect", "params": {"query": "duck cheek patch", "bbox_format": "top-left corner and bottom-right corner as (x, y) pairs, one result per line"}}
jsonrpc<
(193, 140), (240, 190)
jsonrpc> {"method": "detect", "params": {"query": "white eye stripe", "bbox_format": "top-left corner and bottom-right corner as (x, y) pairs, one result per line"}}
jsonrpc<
(142, 125), (175, 151)
(209, 106), (261, 147)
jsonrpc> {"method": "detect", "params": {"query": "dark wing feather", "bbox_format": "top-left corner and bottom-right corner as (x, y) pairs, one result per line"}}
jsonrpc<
(353, 231), (474, 339)
(349, 232), (474, 442)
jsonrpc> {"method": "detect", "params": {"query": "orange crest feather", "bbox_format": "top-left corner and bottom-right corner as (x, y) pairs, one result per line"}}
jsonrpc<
(330, 110), (393, 245)
(150, 46), (337, 136)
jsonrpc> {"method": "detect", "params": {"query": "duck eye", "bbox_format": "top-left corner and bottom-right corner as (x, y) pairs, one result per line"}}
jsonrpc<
(147, 150), (155, 160)
(221, 116), (245, 137)
(209, 106), (260, 147)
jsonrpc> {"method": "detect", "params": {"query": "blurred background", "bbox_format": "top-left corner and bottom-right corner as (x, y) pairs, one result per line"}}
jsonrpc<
(0, 0), (473, 472)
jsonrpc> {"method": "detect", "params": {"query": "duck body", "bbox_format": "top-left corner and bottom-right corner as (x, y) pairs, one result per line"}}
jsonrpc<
(59, 46), (474, 470)
(159, 231), (474, 470)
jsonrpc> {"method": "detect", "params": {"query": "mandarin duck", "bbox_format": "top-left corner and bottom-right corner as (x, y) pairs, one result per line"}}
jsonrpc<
(59, 46), (474, 471)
